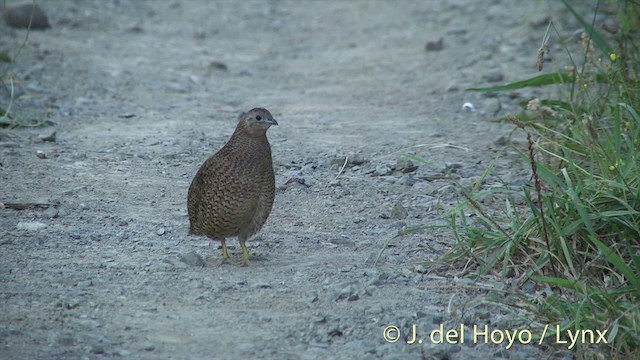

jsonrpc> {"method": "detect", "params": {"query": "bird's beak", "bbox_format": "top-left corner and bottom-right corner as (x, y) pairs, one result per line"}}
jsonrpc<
(268, 117), (278, 126)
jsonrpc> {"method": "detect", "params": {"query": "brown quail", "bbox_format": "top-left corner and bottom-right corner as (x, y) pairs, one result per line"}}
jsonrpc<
(187, 108), (278, 266)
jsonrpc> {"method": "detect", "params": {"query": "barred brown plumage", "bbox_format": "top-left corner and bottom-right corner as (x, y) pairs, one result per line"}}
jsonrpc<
(187, 108), (278, 266)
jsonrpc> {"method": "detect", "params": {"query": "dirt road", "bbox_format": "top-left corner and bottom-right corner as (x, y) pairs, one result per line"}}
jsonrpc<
(2, 1), (573, 359)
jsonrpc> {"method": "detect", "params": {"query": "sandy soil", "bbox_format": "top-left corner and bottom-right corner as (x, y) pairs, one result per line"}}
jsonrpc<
(1, 1), (582, 359)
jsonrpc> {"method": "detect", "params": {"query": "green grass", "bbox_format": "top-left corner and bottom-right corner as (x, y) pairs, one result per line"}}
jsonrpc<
(419, 0), (639, 358)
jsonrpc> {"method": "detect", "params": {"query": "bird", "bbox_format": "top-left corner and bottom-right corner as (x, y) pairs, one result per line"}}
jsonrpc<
(187, 108), (278, 266)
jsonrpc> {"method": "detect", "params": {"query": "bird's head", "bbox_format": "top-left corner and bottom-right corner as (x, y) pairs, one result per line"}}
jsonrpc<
(239, 108), (278, 136)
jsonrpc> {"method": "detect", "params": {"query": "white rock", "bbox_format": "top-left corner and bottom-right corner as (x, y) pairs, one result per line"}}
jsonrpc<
(16, 221), (47, 231)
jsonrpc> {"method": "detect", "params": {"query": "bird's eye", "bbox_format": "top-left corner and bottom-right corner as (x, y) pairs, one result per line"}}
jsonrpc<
(256, 115), (262, 121)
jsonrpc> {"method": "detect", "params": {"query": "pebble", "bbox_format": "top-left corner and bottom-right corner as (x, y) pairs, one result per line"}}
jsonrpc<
(444, 162), (462, 172)
(334, 283), (359, 301)
(178, 251), (205, 267)
(156, 227), (166, 236)
(401, 175), (417, 186)
(482, 70), (504, 83)
(394, 157), (417, 173)
(41, 206), (59, 218)
(16, 221), (47, 231)
(414, 265), (428, 274)
(142, 343), (155, 351)
(348, 153), (366, 166)
(4, 3), (50, 29)
(373, 164), (392, 176)
(390, 202), (408, 220)
(38, 130), (56, 142)
(494, 136), (509, 146)
(90, 344), (105, 354)
(76, 280), (93, 288)
(482, 98), (502, 115)
(252, 282), (271, 289)
(36, 150), (47, 159)
(208, 61), (228, 72)
(425, 37), (444, 51)
(57, 333), (75, 346)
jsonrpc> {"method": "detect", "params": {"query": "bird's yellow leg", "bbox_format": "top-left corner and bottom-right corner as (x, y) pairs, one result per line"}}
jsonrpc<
(240, 237), (251, 267)
(220, 238), (230, 264)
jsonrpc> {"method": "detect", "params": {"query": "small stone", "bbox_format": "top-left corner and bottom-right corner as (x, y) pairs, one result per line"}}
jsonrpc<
(446, 83), (460, 92)
(38, 130), (56, 142)
(425, 37), (444, 51)
(444, 163), (463, 172)
(36, 150), (47, 159)
(482, 70), (504, 83)
(334, 285), (358, 301)
(373, 164), (392, 176)
(156, 227), (166, 236)
(348, 153), (366, 166)
(403, 175), (419, 186)
(110, 348), (130, 356)
(414, 265), (428, 274)
(494, 136), (509, 146)
(178, 251), (205, 267)
(390, 202), (408, 220)
(395, 157), (418, 173)
(76, 280), (93, 288)
(16, 221), (47, 231)
(252, 282), (271, 289)
(142, 343), (155, 351)
(209, 61), (228, 72)
(284, 172), (309, 187)
(91, 344), (105, 354)
(483, 98), (501, 115)
(57, 333), (75, 346)
(4, 3), (50, 29)
(529, 15), (551, 29)
(41, 206), (58, 218)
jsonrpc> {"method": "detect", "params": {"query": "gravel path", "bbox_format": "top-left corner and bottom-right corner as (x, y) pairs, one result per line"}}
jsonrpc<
(1, 1), (577, 359)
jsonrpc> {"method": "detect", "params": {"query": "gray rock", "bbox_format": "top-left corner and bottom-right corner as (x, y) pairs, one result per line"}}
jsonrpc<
(156, 227), (166, 236)
(41, 206), (59, 218)
(425, 37), (444, 51)
(494, 136), (509, 146)
(142, 343), (155, 351)
(444, 162), (462, 172)
(414, 265), (428, 274)
(90, 344), (105, 354)
(390, 202), (408, 219)
(482, 70), (504, 83)
(36, 150), (47, 159)
(4, 3), (50, 29)
(334, 284), (358, 301)
(16, 221), (47, 231)
(348, 153), (366, 166)
(252, 282), (271, 289)
(373, 164), (392, 176)
(76, 280), (93, 288)
(57, 333), (75, 346)
(38, 130), (56, 142)
(178, 251), (205, 267)
(394, 157), (417, 173)
(483, 97), (501, 115)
